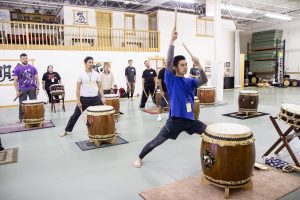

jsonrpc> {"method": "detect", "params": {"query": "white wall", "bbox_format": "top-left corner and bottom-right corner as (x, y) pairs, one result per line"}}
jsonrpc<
(242, 19), (300, 79)
(0, 9), (236, 107)
(0, 50), (158, 107)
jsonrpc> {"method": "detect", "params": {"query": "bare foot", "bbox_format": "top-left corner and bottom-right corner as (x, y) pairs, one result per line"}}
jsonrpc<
(60, 131), (68, 137)
(134, 158), (142, 168)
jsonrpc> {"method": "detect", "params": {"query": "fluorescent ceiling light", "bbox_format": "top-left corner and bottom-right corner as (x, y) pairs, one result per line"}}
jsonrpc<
(265, 13), (292, 20)
(179, 0), (195, 4)
(221, 4), (252, 14)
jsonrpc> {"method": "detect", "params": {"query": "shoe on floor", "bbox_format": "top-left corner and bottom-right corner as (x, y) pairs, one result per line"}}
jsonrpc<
(157, 115), (162, 122)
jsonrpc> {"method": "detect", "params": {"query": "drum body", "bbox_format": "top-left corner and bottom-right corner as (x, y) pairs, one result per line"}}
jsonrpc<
(104, 94), (120, 113)
(197, 86), (215, 104)
(238, 90), (259, 113)
(201, 123), (255, 188)
(155, 89), (161, 107)
(22, 100), (45, 124)
(278, 104), (300, 128)
(194, 96), (200, 120)
(49, 84), (65, 95)
(86, 105), (116, 141)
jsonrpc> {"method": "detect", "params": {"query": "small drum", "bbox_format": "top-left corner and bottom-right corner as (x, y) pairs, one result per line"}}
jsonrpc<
(154, 89), (161, 107)
(238, 90), (259, 114)
(22, 100), (45, 127)
(291, 80), (300, 87)
(86, 105), (116, 147)
(194, 96), (200, 120)
(49, 84), (65, 95)
(283, 79), (290, 87)
(278, 104), (300, 128)
(201, 123), (255, 189)
(104, 94), (120, 113)
(197, 86), (215, 105)
(251, 76), (259, 84)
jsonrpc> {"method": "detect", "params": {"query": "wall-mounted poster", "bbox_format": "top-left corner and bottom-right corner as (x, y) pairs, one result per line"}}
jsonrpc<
(73, 10), (88, 25)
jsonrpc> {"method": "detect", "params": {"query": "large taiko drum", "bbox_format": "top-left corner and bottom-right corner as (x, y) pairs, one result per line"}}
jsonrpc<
(238, 90), (259, 114)
(22, 100), (45, 127)
(201, 123), (255, 189)
(86, 105), (116, 147)
(194, 96), (200, 120)
(104, 94), (120, 114)
(197, 86), (216, 105)
(278, 104), (300, 128)
(49, 84), (65, 95)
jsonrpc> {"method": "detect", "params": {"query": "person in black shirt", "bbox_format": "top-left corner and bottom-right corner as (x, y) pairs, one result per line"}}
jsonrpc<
(140, 60), (157, 109)
(156, 66), (169, 122)
(125, 59), (136, 100)
(42, 65), (61, 103)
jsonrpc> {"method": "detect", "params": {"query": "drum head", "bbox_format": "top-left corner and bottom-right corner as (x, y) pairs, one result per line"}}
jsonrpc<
(22, 100), (43, 104)
(240, 90), (258, 94)
(104, 94), (119, 98)
(87, 105), (114, 112)
(206, 123), (252, 138)
(200, 86), (215, 89)
(281, 104), (300, 115)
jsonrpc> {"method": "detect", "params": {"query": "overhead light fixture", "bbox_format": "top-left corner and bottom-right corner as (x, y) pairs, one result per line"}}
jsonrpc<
(221, 4), (252, 14)
(180, 0), (195, 4)
(265, 13), (292, 20)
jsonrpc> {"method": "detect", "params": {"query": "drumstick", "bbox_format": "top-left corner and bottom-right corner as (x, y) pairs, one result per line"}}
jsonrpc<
(127, 82), (131, 89)
(174, 8), (177, 29)
(13, 92), (22, 101)
(162, 95), (169, 105)
(143, 89), (148, 98)
(182, 43), (194, 58)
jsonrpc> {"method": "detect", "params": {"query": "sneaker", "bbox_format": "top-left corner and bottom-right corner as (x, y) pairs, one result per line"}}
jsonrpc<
(157, 115), (162, 122)
(60, 131), (69, 137)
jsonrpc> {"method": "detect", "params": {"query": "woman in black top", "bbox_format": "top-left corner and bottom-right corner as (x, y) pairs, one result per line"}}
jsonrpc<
(42, 65), (61, 103)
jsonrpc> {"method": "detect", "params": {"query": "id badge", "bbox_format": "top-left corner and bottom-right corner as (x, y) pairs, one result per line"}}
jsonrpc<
(186, 102), (192, 112)
(88, 81), (94, 87)
(51, 78), (55, 83)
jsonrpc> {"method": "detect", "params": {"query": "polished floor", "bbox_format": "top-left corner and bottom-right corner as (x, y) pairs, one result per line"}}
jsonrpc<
(0, 87), (300, 200)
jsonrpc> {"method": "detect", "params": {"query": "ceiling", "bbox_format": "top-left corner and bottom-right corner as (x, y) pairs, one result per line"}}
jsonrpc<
(0, 0), (300, 29)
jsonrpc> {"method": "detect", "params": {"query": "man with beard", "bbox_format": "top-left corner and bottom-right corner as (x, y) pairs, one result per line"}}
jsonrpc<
(13, 53), (40, 123)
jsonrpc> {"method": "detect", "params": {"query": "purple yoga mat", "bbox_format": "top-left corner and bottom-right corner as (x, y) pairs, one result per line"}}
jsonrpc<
(0, 120), (55, 134)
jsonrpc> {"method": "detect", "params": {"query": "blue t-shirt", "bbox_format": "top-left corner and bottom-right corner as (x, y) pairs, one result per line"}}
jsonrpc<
(164, 68), (198, 120)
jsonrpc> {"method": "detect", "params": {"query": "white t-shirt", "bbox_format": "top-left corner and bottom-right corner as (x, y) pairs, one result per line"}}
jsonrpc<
(101, 72), (114, 90)
(77, 70), (101, 97)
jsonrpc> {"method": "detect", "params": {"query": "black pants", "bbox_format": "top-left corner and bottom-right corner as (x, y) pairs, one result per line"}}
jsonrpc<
(138, 117), (207, 159)
(140, 82), (155, 108)
(0, 138), (4, 151)
(19, 89), (37, 120)
(65, 95), (102, 132)
(46, 89), (59, 103)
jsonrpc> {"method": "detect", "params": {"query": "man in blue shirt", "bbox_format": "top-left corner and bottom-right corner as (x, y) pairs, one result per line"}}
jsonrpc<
(134, 27), (208, 168)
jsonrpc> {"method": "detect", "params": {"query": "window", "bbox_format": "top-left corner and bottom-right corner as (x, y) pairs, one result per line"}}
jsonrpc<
(124, 14), (135, 30)
(196, 17), (214, 38)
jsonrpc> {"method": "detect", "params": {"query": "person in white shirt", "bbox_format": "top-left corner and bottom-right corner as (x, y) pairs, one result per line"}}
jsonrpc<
(60, 56), (106, 137)
(101, 62), (115, 94)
